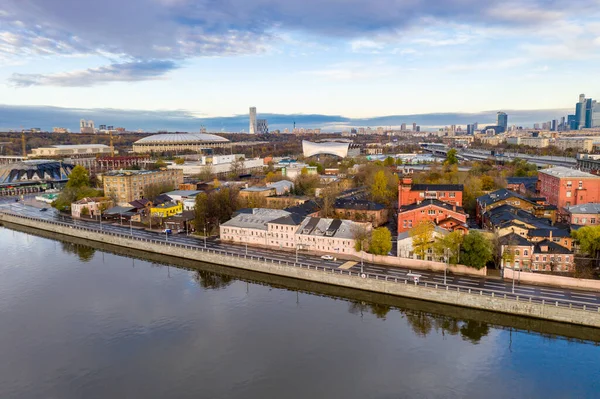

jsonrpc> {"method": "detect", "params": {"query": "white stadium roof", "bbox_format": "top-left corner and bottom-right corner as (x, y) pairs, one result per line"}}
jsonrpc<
(134, 133), (230, 144)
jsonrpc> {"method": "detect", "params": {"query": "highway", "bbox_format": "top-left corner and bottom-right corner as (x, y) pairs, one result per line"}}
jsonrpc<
(1, 195), (600, 311)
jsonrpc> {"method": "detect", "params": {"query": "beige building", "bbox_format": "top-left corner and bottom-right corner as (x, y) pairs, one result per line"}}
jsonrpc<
(30, 144), (112, 157)
(71, 197), (113, 218)
(102, 169), (184, 204)
(554, 138), (594, 152)
(506, 137), (549, 148)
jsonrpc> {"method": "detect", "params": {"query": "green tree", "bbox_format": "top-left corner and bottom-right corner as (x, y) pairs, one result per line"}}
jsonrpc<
(572, 226), (600, 264)
(144, 182), (174, 201)
(433, 231), (464, 264)
(410, 221), (434, 260)
(308, 161), (325, 174)
(395, 157), (403, 166)
(444, 148), (458, 166)
(369, 227), (392, 255)
(384, 156), (395, 167)
(194, 192), (209, 232)
(66, 165), (90, 189)
(460, 231), (493, 269)
(174, 157), (185, 165)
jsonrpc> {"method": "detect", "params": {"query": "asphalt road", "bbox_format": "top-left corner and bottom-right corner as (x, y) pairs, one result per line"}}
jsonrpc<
(2, 196), (600, 310)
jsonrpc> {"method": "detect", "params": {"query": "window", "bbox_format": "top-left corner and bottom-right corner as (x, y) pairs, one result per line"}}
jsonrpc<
(567, 181), (572, 187)
(575, 217), (579, 223)
(524, 250), (529, 256)
(515, 250), (520, 256)
(566, 191), (572, 198)
(428, 210), (436, 215)
(579, 181), (583, 189)
(449, 192), (456, 198)
(582, 218), (587, 224)
(592, 218), (596, 224)
(419, 192), (425, 198)
(543, 256), (547, 262)
(535, 256), (539, 261)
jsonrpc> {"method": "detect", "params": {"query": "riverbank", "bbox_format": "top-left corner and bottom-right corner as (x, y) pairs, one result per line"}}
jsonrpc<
(2, 212), (600, 328)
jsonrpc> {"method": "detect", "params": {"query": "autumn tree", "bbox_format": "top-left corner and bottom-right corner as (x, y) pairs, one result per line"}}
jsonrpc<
(320, 184), (341, 218)
(572, 226), (600, 266)
(433, 230), (464, 264)
(444, 148), (459, 166)
(143, 182), (174, 201)
(410, 221), (434, 260)
(66, 165), (90, 189)
(460, 231), (493, 270)
(369, 227), (392, 255)
(352, 224), (371, 253)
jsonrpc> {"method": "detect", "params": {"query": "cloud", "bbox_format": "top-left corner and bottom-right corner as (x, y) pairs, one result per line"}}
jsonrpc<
(8, 60), (179, 87)
(1, 0), (600, 85)
(0, 104), (573, 132)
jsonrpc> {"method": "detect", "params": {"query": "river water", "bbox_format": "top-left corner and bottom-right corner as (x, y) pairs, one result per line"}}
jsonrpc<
(1, 226), (599, 399)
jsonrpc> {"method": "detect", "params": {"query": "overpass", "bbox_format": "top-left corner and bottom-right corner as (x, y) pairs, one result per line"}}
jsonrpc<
(459, 150), (577, 168)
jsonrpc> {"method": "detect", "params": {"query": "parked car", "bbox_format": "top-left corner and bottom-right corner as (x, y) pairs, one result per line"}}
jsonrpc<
(321, 255), (334, 261)
(162, 229), (172, 234)
(39, 208), (48, 212)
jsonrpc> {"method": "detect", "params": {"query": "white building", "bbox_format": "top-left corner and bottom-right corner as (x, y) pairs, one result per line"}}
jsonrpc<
(163, 190), (201, 203)
(219, 208), (369, 257)
(30, 144), (112, 157)
(167, 157), (264, 176)
(249, 107), (257, 134)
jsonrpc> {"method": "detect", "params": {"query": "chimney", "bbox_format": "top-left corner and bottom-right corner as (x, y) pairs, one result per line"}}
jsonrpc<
(549, 230), (553, 240)
(453, 204), (456, 212)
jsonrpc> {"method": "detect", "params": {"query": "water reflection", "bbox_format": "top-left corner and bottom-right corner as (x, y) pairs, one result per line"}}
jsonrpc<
(60, 242), (96, 262)
(194, 270), (234, 290)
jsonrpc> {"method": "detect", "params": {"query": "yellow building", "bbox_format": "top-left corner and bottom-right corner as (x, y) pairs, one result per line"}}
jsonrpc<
(102, 169), (184, 204)
(150, 201), (183, 218)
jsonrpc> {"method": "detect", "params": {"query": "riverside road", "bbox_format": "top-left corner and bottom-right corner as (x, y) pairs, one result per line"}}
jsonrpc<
(1, 196), (600, 309)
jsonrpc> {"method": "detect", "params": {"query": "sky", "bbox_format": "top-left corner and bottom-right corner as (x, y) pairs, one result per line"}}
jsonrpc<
(1, 0), (600, 131)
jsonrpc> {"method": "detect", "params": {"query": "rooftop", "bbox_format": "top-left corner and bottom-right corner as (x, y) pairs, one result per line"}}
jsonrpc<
(401, 199), (465, 214)
(297, 217), (362, 239)
(334, 199), (386, 211)
(152, 201), (180, 209)
(539, 166), (600, 179)
(410, 183), (464, 192)
(134, 133), (229, 144)
(499, 233), (532, 247)
(221, 208), (292, 231)
(477, 188), (534, 207)
(241, 186), (276, 192)
(43, 144), (110, 149)
(534, 240), (572, 255)
(567, 203), (600, 214)
(104, 169), (175, 177)
(164, 190), (201, 197)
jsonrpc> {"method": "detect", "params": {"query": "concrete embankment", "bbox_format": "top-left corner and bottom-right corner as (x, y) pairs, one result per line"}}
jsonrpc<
(2, 212), (600, 328)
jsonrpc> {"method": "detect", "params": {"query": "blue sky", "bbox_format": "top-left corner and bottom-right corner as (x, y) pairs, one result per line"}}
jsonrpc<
(1, 0), (600, 131)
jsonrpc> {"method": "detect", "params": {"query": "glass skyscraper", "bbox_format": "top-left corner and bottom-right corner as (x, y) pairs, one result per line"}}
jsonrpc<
(497, 112), (508, 133)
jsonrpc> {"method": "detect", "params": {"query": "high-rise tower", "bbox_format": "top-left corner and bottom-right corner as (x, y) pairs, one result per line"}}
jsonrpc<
(249, 107), (257, 134)
(497, 112), (508, 133)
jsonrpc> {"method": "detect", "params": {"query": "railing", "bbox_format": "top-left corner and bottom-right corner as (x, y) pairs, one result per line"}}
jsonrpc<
(2, 209), (600, 314)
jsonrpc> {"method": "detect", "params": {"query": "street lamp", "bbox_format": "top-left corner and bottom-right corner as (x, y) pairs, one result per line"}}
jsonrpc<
(129, 219), (133, 236)
(203, 224), (207, 249)
(444, 248), (449, 285)
(360, 240), (364, 274)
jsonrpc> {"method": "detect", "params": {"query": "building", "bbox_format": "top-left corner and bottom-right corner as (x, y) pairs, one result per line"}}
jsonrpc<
(397, 225), (449, 260)
(506, 177), (538, 196)
(132, 133), (230, 153)
(538, 166), (600, 211)
(163, 190), (201, 203)
(576, 154), (600, 174)
(53, 127), (69, 133)
(333, 199), (389, 227)
(497, 112), (508, 133)
(281, 163), (317, 180)
(532, 240), (574, 272)
(573, 94), (600, 129)
(397, 199), (468, 233)
(506, 137), (549, 148)
(554, 137), (594, 152)
(477, 189), (556, 226)
(398, 177), (463, 207)
(80, 119), (95, 133)
(219, 208), (370, 257)
(565, 203), (600, 226)
(249, 107), (257, 134)
(266, 180), (294, 195)
(102, 169), (184, 204)
(239, 186), (277, 199)
(302, 140), (360, 158)
(257, 119), (268, 134)
(499, 233), (535, 271)
(150, 201), (183, 218)
(0, 160), (74, 185)
(71, 197), (113, 218)
(30, 144), (112, 158)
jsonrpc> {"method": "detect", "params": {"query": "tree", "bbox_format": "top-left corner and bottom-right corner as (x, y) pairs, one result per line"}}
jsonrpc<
(395, 157), (403, 166)
(320, 184), (340, 218)
(410, 221), (434, 260)
(352, 224), (371, 253)
(308, 161), (324, 174)
(229, 156), (245, 179)
(80, 206), (90, 217)
(143, 182), (174, 201)
(383, 156), (395, 167)
(174, 157), (185, 165)
(293, 174), (319, 196)
(369, 227), (392, 255)
(444, 148), (458, 166)
(433, 231), (464, 264)
(460, 231), (493, 269)
(66, 165), (90, 189)
(194, 192), (209, 232)
(572, 226), (600, 265)
(370, 170), (389, 204)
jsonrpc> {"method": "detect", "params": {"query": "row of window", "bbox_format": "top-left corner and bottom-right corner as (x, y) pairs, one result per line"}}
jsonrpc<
(573, 217), (597, 224)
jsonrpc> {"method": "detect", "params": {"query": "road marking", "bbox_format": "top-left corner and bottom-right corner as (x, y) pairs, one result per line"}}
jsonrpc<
(571, 295), (599, 301)
(338, 261), (357, 270)
(457, 280), (481, 286)
(569, 292), (598, 298)
(540, 288), (567, 294)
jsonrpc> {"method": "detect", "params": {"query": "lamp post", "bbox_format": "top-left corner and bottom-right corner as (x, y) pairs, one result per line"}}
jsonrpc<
(360, 240), (364, 274)
(444, 248), (449, 285)
(129, 219), (133, 236)
(203, 224), (207, 249)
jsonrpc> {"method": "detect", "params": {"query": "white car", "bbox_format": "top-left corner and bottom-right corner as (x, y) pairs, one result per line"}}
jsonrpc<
(321, 255), (334, 261)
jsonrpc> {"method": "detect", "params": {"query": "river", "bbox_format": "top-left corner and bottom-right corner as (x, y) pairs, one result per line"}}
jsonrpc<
(1, 226), (599, 399)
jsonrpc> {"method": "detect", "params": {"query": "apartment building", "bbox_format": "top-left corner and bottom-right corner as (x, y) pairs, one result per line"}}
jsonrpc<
(399, 177), (463, 207)
(102, 169), (184, 204)
(538, 167), (600, 211)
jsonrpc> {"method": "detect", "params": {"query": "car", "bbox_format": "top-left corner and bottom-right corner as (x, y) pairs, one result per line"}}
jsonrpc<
(39, 208), (48, 212)
(320, 255), (334, 261)
(162, 229), (172, 234)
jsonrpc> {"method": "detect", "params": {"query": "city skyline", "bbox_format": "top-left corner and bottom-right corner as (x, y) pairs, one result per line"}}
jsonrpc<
(1, 0), (599, 119)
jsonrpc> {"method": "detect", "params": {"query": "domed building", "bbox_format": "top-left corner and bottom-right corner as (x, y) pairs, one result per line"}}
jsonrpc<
(132, 133), (230, 154)
(0, 160), (74, 185)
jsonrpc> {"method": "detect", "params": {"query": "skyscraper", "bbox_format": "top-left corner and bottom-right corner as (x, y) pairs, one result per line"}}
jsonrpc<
(575, 94), (586, 130)
(401, 123), (406, 131)
(249, 107), (257, 134)
(497, 112), (508, 133)
(412, 122), (417, 131)
(257, 119), (268, 134)
(588, 100), (600, 128)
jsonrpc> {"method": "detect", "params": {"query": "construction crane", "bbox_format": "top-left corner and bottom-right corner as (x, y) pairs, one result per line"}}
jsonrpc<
(109, 130), (115, 157)
(21, 131), (27, 159)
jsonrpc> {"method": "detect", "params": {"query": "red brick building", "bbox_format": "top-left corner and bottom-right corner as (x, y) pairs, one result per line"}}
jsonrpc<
(398, 178), (463, 207)
(538, 167), (600, 212)
(397, 199), (468, 233)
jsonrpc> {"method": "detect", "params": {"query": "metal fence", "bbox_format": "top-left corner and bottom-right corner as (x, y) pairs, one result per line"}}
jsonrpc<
(2, 210), (599, 313)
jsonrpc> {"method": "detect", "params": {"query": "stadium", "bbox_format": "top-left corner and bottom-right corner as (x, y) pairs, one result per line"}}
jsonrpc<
(132, 133), (231, 154)
(302, 140), (361, 158)
(0, 160), (74, 195)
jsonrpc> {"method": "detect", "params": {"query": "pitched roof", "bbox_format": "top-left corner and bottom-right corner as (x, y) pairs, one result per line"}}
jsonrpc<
(506, 177), (538, 185)
(410, 183), (464, 192)
(400, 199), (465, 214)
(534, 240), (572, 255)
(528, 228), (571, 238)
(334, 199), (386, 211)
(567, 203), (600, 214)
(269, 213), (305, 226)
(284, 200), (321, 217)
(477, 188), (534, 207)
(499, 233), (532, 247)
(129, 198), (151, 209)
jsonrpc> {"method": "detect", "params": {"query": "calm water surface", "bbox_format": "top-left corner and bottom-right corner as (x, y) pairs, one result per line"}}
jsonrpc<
(1, 227), (599, 399)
